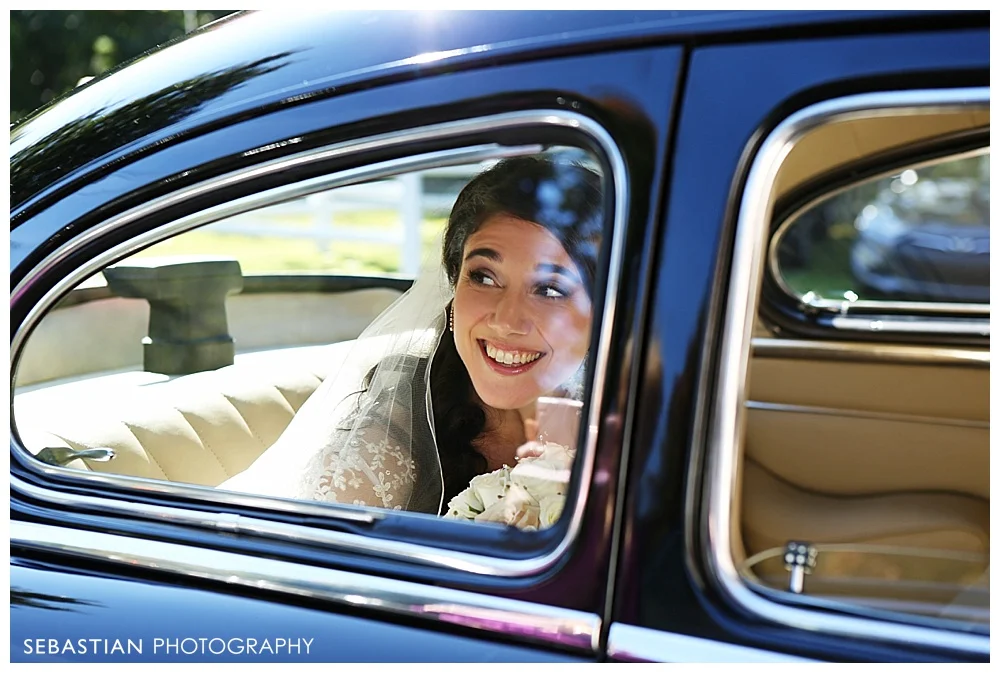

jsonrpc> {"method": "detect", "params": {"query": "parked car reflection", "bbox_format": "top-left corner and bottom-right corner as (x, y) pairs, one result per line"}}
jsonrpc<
(851, 156), (990, 304)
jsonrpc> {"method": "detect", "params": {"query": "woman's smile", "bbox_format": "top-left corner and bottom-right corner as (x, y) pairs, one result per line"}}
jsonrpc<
(478, 339), (546, 373)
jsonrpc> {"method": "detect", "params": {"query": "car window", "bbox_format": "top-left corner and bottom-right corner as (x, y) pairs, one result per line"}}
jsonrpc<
(772, 150), (990, 309)
(704, 90), (989, 650)
(12, 142), (612, 541)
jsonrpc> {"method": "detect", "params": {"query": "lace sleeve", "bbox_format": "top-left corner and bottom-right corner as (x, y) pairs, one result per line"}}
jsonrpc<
(307, 365), (431, 511)
(219, 357), (441, 514)
(312, 424), (417, 510)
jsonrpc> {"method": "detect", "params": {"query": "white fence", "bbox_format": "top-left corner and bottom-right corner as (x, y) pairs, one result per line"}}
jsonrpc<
(207, 167), (477, 276)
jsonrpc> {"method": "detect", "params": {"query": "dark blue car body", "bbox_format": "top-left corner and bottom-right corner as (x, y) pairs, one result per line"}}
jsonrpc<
(10, 10), (989, 663)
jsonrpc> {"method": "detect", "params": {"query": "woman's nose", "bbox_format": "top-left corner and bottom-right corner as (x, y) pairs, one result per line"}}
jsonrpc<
(488, 292), (530, 335)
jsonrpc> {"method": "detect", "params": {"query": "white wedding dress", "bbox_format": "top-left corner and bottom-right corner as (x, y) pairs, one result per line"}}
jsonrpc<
(218, 270), (450, 515)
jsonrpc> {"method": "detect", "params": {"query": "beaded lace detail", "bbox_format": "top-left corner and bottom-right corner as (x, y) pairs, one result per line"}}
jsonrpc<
(313, 429), (417, 510)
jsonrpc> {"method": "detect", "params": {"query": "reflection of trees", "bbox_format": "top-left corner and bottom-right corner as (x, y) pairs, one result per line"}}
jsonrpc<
(11, 53), (293, 209)
(10, 11), (239, 122)
(778, 181), (880, 271)
(778, 151), (990, 300)
(779, 154), (989, 267)
(11, 588), (101, 612)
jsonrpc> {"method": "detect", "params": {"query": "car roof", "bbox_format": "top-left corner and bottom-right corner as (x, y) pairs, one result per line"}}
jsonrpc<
(8, 9), (956, 213)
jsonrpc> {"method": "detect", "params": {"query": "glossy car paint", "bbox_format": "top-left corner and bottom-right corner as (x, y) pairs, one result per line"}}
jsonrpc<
(11, 559), (584, 663)
(612, 27), (988, 662)
(10, 9), (990, 663)
(9, 9), (955, 222)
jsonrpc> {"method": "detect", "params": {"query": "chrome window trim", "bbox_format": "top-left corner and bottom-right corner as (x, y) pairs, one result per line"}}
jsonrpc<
(9, 109), (630, 579)
(830, 315), (990, 336)
(606, 623), (814, 663)
(701, 87), (990, 656)
(767, 147), (990, 320)
(10, 520), (601, 653)
(750, 337), (989, 368)
(744, 400), (989, 430)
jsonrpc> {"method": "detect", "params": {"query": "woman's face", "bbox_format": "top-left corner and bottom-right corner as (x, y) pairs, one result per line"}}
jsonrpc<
(452, 214), (593, 411)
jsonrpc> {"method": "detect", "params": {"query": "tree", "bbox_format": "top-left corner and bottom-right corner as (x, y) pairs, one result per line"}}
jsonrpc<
(11, 53), (293, 209)
(10, 10), (237, 123)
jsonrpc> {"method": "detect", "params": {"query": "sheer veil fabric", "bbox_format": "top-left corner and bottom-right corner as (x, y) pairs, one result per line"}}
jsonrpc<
(218, 259), (453, 515)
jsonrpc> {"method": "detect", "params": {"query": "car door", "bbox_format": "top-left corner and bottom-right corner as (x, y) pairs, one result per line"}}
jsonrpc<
(607, 16), (988, 663)
(10, 14), (683, 663)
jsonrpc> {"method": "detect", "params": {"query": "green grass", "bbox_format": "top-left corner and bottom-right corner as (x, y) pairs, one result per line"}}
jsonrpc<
(130, 214), (449, 275)
(779, 221), (872, 301)
(782, 239), (858, 300)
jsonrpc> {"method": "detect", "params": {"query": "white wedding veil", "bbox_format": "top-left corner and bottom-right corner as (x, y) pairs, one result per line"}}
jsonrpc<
(219, 255), (453, 515)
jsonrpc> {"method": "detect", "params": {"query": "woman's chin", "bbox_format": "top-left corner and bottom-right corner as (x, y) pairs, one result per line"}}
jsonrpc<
(472, 380), (570, 411)
(472, 384), (539, 412)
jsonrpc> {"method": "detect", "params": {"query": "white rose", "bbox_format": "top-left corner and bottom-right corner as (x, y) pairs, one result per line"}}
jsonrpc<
(468, 465), (511, 505)
(510, 450), (570, 501)
(443, 485), (484, 520)
(537, 441), (576, 466)
(474, 483), (539, 529)
(538, 494), (565, 528)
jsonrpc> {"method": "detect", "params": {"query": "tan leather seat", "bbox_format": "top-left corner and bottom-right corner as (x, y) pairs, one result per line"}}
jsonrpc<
(19, 345), (338, 485)
(741, 461), (989, 623)
(741, 460), (990, 556)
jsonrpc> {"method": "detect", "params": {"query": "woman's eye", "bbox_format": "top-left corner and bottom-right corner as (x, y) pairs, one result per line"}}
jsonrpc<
(469, 270), (497, 287)
(538, 284), (568, 299)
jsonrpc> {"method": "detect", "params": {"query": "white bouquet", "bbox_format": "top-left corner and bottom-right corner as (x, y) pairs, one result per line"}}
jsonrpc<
(443, 441), (574, 530)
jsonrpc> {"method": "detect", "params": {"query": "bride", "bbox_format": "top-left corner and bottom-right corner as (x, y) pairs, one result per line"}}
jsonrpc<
(219, 155), (604, 520)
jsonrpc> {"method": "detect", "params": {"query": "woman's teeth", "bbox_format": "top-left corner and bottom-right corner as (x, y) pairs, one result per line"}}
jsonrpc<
(484, 342), (541, 366)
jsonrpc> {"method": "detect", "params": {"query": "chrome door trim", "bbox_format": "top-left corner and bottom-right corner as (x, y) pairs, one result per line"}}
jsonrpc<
(830, 315), (990, 337)
(744, 400), (989, 429)
(9, 109), (630, 579)
(11, 520), (601, 653)
(606, 623), (813, 663)
(751, 337), (989, 368)
(700, 87), (990, 656)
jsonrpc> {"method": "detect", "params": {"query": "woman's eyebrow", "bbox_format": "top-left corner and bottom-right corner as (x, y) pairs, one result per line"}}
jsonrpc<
(464, 250), (580, 282)
(464, 247), (502, 262)
(537, 262), (579, 280)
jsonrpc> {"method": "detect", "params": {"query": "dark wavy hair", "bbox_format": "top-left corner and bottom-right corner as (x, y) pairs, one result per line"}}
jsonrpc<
(431, 155), (604, 505)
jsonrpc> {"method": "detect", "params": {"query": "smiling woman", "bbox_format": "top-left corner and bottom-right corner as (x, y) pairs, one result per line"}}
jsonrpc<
(217, 154), (605, 524)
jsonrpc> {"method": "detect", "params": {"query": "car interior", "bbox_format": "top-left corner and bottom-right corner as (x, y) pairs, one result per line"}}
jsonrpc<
(737, 107), (990, 627)
(11, 105), (989, 630)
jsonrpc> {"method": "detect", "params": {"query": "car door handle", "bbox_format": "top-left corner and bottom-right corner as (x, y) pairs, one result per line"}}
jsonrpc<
(35, 446), (116, 467)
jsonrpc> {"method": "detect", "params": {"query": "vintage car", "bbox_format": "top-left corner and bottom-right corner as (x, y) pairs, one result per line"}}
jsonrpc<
(10, 10), (989, 663)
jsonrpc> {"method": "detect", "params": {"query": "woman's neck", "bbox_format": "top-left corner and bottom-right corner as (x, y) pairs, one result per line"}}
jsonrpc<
(475, 403), (535, 472)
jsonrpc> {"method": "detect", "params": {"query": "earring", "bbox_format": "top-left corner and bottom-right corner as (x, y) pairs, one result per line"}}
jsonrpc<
(449, 304), (455, 332)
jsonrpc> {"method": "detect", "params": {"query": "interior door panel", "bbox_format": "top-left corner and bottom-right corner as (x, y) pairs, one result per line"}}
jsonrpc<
(738, 344), (989, 623)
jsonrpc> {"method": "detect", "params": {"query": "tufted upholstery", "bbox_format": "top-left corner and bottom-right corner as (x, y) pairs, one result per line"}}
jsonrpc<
(18, 344), (348, 485)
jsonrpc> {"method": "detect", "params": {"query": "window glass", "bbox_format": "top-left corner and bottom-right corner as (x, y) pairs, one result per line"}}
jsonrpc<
(773, 149), (989, 306)
(13, 146), (607, 536)
(134, 166), (472, 277)
(738, 143), (989, 632)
